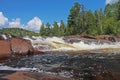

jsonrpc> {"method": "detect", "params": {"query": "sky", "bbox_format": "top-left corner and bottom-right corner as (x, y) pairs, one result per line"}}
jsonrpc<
(0, 0), (118, 32)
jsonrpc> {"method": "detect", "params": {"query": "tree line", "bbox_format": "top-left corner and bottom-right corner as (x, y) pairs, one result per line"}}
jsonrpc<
(40, 1), (120, 36)
(0, 1), (120, 37)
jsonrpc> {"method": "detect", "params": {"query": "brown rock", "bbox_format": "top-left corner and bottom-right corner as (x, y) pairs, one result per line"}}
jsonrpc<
(95, 71), (119, 80)
(10, 37), (34, 55)
(33, 47), (44, 55)
(2, 71), (71, 80)
(0, 40), (11, 59)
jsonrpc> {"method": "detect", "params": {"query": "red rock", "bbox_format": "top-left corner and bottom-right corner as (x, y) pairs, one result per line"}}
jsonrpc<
(33, 47), (45, 55)
(2, 71), (71, 80)
(10, 37), (34, 55)
(0, 40), (11, 59)
(95, 71), (119, 80)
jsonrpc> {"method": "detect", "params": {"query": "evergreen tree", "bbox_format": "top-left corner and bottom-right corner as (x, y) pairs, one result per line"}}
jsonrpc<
(40, 23), (45, 36)
(45, 22), (51, 36)
(104, 4), (113, 18)
(94, 9), (104, 35)
(117, 0), (120, 20)
(85, 10), (96, 35)
(67, 2), (81, 35)
(59, 20), (66, 36)
(52, 21), (59, 36)
(80, 4), (86, 33)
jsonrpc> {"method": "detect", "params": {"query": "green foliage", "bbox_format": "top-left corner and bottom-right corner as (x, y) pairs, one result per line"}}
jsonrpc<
(39, 1), (120, 36)
(44, 22), (52, 36)
(40, 23), (46, 36)
(0, 28), (39, 36)
(59, 20), (67, 36)
(52, 21), (60, 36)
(67, 2), (81, 35)
(117, 0), (120, 20)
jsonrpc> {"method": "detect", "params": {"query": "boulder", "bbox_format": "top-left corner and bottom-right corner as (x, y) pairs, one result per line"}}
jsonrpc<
(10, 37), (34, 55)
(0, 40), (11, 59)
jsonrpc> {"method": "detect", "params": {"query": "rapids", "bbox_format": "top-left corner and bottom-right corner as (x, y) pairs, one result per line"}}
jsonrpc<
(24, 36), (120, 52)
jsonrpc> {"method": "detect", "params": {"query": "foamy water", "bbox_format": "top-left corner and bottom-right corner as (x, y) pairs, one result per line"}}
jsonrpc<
(24, 36), (120, 51)
(0, 65), (37, 71)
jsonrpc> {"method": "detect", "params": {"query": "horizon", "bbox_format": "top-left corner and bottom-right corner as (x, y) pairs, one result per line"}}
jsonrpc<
(0, 0), (118, 32)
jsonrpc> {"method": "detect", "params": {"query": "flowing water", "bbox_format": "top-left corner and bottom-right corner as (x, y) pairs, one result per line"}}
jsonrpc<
(24, 36), (120, 51)
(0, 36), (120, 80)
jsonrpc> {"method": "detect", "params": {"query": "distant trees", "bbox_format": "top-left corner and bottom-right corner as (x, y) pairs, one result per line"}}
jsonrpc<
(1, 28), (39, 36)
(39, 1), (120, 36)
(39, 21), (67, 37)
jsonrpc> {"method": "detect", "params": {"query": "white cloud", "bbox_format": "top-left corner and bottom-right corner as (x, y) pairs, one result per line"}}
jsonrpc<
(106, 0), (118, 4)
(0, 12), (42, 32)
(27, 17), (42, 31)
(9, 18), (24, 28)
(0, 12), (8, 26)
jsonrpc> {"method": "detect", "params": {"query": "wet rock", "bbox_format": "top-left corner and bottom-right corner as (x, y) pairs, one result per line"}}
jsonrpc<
(0, 33), (11, 40)
(82, 35), (97, 39)
(0, 40), (11, 59)
(98, 35), (120, 42)
(10, 37), (34, 55)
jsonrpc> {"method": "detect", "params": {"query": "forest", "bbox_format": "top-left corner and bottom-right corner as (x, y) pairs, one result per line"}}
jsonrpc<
(0, 1), (120, 37)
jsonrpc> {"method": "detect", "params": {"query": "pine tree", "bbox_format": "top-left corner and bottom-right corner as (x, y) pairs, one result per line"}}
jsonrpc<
(117, 0), (120, 20)
(45, 22), (51, 36)
(40, 23), (45, 36)
(67, 2), (81, 35)
(59, 20), (66, 36)
(52, 21), (59, 36)
(85, 10), (96, 35)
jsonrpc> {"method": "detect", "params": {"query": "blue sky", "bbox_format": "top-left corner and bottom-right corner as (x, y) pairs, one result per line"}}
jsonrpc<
(0, 0), (118, 31)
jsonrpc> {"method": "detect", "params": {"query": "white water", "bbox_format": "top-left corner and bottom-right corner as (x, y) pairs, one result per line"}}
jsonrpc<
(0, 65), (37, 71)
(24, 36), (120, 51)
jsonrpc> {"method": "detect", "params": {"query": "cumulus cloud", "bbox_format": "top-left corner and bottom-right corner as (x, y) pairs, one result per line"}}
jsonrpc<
(106, 0), (118, 4)
(27, 17), (42, 31)
(0, 12), (8, 26)
(0, 12), (42, 32)
(9, 18), (24, 28)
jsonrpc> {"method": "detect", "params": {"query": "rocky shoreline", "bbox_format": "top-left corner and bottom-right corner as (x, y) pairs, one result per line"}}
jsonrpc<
(0, 33), (120, 59)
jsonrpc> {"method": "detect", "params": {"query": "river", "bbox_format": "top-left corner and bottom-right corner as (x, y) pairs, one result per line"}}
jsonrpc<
(0, 36), (120, 80)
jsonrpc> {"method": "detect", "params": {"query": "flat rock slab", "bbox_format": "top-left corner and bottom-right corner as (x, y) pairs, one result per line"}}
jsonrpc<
(0, 70), (71, 80)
